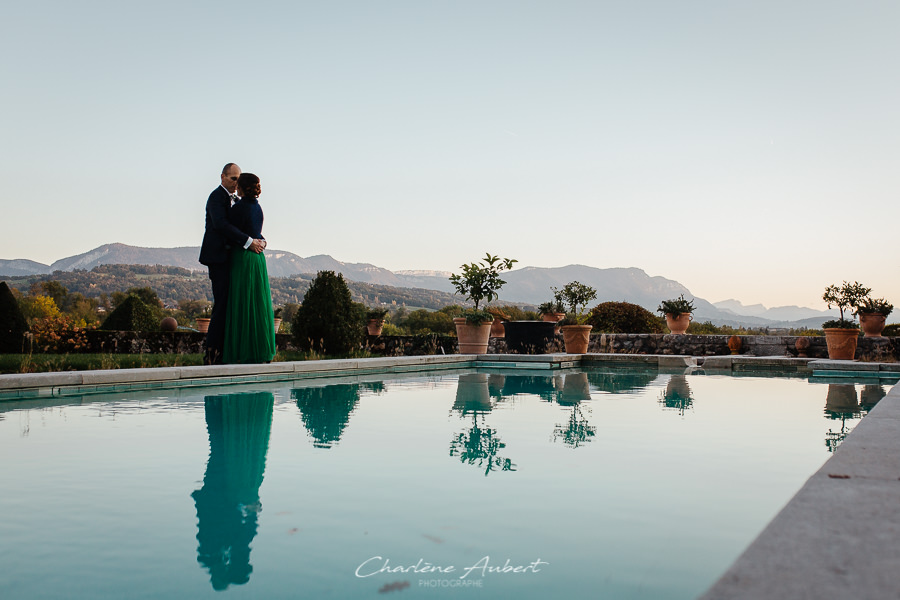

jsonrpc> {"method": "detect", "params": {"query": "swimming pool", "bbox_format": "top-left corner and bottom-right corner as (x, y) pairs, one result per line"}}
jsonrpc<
(0, 367), (887, 599)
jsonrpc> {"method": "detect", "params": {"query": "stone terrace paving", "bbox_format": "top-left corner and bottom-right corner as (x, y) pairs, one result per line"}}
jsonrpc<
(2, 353), (898, 599)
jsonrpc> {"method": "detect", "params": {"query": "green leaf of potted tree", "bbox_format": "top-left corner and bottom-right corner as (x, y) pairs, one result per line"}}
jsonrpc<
(656, 294), (695, 335)
(449, 253), (517, 354)
(365, 308), (389, 336)
(856, 297), (893, 338)
(822, 281), (869, 359)
(557, 282), (598, 354)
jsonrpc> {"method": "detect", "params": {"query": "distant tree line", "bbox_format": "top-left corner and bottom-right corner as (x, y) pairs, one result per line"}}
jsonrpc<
(1, 264), (469, 310)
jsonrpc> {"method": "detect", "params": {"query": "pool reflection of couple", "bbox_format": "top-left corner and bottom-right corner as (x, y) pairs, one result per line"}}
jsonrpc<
(192, 392), (275, 591)
(199, 163), (276, 365)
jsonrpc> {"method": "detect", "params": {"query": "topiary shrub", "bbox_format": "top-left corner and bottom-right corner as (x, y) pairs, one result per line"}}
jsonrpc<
(0, 281), (29, 353)
(292, 271), (366, 355)
(100, 295), (159, 332)
(585, 301), (666, 334)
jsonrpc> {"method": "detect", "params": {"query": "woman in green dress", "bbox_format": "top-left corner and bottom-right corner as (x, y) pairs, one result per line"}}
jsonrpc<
(223, 173), (276, 364)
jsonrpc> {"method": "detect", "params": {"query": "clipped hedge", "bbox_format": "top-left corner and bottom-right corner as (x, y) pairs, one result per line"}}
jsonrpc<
(100, 295), (159, 332)
(585, 301), (666, 334)
(0, 281), (29, 353)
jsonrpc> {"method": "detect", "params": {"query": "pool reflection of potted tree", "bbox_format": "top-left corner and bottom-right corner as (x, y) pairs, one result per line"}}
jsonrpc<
(192, 392), (275, 591)
(450, 374), (516, 476)
(859, 384), (886, 410)
(659, 375), (693, 416)
(552, 373), (596, 448)
(824, 384), (862, 452)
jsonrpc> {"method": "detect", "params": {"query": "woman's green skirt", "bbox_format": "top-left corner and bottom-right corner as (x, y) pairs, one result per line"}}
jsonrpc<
(223, 249), (276, 364)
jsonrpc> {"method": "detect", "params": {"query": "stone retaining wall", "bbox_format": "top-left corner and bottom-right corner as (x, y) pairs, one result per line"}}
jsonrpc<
(372, 333), (898, 361)
(36, 330), (898, 362)
(78, 330), (294, 354)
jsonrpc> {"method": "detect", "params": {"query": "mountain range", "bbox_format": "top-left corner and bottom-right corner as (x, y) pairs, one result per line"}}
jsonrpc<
(0, 243), (837, 328)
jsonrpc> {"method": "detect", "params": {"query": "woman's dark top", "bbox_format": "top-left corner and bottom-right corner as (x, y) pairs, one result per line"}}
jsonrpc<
(228, 197), (264, 240)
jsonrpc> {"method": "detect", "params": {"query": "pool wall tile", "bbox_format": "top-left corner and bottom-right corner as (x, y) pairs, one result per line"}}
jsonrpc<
(700, 356), (733, 370)
(582, 354), (661, 366)
(809, 359), (880, 371)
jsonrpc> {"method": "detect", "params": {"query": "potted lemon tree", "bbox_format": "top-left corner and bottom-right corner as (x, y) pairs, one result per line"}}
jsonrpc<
(557, 281), (598, 354)
(449, 253), (517, 354)
(657, 294), (695, 335)
(822, 281), (869, 359)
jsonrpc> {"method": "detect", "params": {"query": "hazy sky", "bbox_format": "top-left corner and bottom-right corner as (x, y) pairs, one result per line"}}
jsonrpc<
(3, 1), (897, 310)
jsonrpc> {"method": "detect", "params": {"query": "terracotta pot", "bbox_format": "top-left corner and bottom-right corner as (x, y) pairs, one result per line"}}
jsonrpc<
(665, 375), (692, 401)
(823, 328), (859, 360)
(273, 318), (283, 333)
(859, 313), (887, 337)
(665, 312), (691, 335)
(490, 319), (505, 338)
(727, 335), (742, 355)
(453, 317), (492, 354)
(366, 318), (384, 336)
(795, 336), (811, 358)
(561, 324), (592, 354)
(196, 317), (211, 333)
(541, 312), (566, 334)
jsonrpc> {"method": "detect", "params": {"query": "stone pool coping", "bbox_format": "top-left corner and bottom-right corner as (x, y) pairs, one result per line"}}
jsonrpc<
(1, 353), (898, 598)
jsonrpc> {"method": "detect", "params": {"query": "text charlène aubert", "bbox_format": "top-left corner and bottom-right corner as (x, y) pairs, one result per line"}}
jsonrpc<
(355, 556), (549, 580)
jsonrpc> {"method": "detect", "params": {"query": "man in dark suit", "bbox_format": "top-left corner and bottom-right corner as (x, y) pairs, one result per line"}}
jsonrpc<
(199, 163), (266, 365)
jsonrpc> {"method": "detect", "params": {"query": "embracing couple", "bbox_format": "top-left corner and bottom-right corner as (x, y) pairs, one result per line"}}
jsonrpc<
(199, 163), (276, 365)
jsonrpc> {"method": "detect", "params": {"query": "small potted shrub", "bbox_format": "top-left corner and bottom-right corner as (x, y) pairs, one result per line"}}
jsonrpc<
(196, 306), (212, 333)
(449, 253), (517, 353)
(538, 290), (566, 332)
(557, 282), (598, 354)
(657, 294), (695, 335)
(365, 308), (389, 336)
(856, 297), (893, 338)
(822, 281), (869, 359)
(273, 307), (283, 333)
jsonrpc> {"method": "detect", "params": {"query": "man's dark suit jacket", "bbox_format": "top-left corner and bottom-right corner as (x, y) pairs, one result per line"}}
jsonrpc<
(199, 186), (251, 265)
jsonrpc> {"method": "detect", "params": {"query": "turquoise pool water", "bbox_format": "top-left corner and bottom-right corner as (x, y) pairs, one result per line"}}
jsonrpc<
(0, 368), (886, 599)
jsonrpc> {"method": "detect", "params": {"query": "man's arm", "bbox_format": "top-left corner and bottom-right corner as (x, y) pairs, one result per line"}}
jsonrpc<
(206, 191), (261, 251)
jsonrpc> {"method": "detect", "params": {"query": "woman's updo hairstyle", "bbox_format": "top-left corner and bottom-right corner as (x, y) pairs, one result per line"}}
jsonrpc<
(237, 173), (261, 199)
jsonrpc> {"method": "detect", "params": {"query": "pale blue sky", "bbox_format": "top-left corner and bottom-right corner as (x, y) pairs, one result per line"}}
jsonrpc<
(3, 1), (898, 309)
